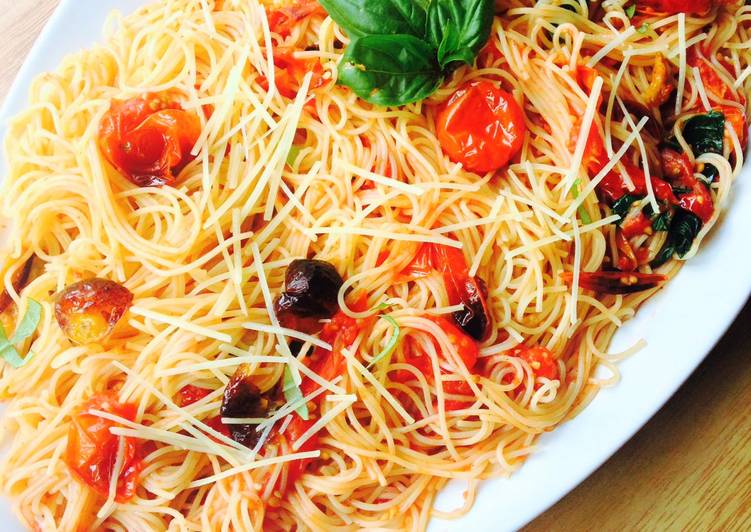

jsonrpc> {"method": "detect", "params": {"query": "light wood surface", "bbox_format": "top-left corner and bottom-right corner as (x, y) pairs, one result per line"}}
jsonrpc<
(1, 1), (749, 531)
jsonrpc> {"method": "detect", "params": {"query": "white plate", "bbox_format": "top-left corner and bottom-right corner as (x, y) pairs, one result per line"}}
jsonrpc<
(1, 1), (750, 531)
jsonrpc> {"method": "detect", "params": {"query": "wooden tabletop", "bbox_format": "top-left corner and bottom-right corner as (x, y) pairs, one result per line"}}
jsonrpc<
(1, 1), (749, 530)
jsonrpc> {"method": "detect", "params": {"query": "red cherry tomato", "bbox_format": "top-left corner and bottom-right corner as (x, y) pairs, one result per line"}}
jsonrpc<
(99, 94), (201, 187)
(436, 80), (526, 174)
(507, 345), (559, 381)
(266, 0), (324, 37)
(399, 244), (492, 341)
(65, 393), (142, 502)
(638, 0), (712, 14)
(176, 385), (212, 407)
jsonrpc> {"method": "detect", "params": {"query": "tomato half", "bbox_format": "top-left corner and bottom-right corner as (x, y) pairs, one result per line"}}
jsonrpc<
(436, 80), (526, 174)
(66, 393), (142, 502)
(99, 94), (201, 187)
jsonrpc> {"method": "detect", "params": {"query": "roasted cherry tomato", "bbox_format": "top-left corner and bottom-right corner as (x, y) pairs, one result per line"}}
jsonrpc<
(621, 211), (654, 239)
(266, 0), (324, 38)
(436, 80), (526, 174)
(399, 244), (492, 341)
(99, 93), (201, 187)
(615, 228), (639, 271)
(678, 181), (714, 223)
(275, 259), (343, 335)
(560, 270), (667, 294)
(638, 0), (713, 15)
(176, 385), (212, 407)
(54, 278), (133, 345)
(264, 47), (326, 100)
(66, 393), (142, 502)
(507, 345), (559, 382)
(394, 317), (480, 411)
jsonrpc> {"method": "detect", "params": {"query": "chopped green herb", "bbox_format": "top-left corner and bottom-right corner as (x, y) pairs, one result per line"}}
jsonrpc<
(286, 145), (301, 169)
(625, 4), (636, 17)
(683, 111), (725, 156)
(0, 299), (42, 369)
(650, 210), (702, 267)
(571, 179), (592, 224)
(611, 194), (639, 223)
(376, 301), (391, 311)
(651, 210), (672, 232)
(282, 365), (309, 420)
(11, 299), (41, 344)
(637, 22), (650, 34)
(368, 315), (400, 369)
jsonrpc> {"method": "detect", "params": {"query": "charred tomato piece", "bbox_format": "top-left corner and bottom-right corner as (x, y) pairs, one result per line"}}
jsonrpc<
(560, 271), (667, 294)
(0, 256), (35, 314)
(220, 364), (275, 448)
(54, 278), (133, 344)
(274, 259), (343, 334)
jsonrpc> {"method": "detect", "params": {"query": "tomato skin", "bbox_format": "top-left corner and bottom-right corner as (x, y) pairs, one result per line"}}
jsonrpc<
(678, 182), (714, 223)
(262, 47), (326, 100)
(177, 385), (211, 407)
(266, 0), (324, 38)
(436, 80), (526, 174)
(65, 393), (142, 502)
(621, 211), (653, 239)
(99, 94), (201, 187)
(560, 270), (667, 294)
(638, 0), (712, 14)
(394, 316), (479, 411)
(507, 345), (559, 382)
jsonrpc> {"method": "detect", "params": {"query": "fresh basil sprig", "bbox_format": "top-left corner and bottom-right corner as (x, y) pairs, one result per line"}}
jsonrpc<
(321, 0), (494, 106)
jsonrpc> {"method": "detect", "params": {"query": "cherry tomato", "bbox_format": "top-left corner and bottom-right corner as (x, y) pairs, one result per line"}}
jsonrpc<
(621, 211), (653, 239)
(716, 104), (748, 147)
(263, 47), (326, 100)
(508, 345), (559, 381)
(615, 228), (639, 271)
(177, 385), (212, 407)
(54, 278), (133, 345)
(560, 270), (667, 294)
(66, 393), (142, 502)
(660, 147), (694, 182)
(638, 0), (713, 15)
(99, 94), (201, 187)
(436, 80), (526, 174)
(399, 244), (492, 341)
(266, 0), (324, 38)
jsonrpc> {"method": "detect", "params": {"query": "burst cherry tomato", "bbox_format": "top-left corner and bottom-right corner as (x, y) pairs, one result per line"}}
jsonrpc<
(266, 0), (324, 37)
(507, 345), (559, 381)
(177, 385), (212, 407)
(54, 278), (133, 345)
(261, 47), (326, 100)
(66, 393), (142, 502)
(436, 80), (526, 174)
(99, 93), (201, 187)
(399, 244), (492, 341)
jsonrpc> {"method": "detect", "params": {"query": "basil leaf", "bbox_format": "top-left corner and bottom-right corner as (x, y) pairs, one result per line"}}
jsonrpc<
(427, 0), (494, 69)
(282, 365), (309, 420)
(0, 325), (27, 369)
(625, 4), (636, 17)
(11, 298), (41, 344)
(650, 210), (702, 267)
(637, 22), (650, 34)
(319, 0), (428, 37)
(651, 210), (672, 232)
(683, 110), (725, 156)
(611, 194), (639, 224)
(338, 35), (442, 106)
(368, 315), (400, 369)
